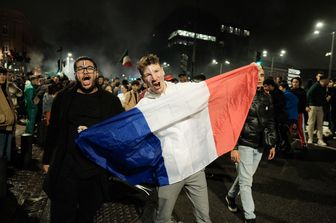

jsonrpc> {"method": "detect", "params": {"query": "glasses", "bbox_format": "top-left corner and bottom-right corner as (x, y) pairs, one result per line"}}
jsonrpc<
(75, 66), (96, 74)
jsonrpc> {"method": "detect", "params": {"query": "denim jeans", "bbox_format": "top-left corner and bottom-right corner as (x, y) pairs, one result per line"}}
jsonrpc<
(0, 132), (13, 162)
(227, 145), (263, 220)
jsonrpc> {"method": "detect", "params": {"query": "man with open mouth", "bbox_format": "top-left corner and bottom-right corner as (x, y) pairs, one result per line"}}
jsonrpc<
(42, 56), (124, 223)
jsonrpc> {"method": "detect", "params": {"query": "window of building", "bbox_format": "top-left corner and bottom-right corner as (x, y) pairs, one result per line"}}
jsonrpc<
(229, 27), (234, 33)
(243, 30), (250, 37)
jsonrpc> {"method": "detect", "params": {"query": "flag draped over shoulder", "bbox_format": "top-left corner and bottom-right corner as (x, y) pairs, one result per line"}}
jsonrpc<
(76, 64), (259, 186)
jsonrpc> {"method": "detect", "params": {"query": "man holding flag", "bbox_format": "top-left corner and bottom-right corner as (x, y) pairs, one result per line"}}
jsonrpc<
(76, 52), (263, 222)
(136, 54), (212, 222)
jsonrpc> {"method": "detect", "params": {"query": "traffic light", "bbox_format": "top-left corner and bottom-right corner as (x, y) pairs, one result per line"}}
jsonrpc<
(255, 51), (262, 65)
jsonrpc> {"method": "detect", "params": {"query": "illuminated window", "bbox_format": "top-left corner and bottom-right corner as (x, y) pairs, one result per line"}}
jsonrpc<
(243, 30), (250, 37)
(229, 27), (234, 33)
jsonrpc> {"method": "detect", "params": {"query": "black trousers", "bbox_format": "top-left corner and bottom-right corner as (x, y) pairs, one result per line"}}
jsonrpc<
(50, 173), (103, 223)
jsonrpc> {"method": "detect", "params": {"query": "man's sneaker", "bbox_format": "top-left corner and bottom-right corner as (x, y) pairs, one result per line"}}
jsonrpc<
(225, 195), (237, 212)
(317, 140), (327, 146)
(308, 139), (313, 144)
(245, 219), (256, 223)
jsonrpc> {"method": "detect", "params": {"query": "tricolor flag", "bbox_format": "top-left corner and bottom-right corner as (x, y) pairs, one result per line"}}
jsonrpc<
(76, 64), (259, 186)
(119, 50), (132, 67)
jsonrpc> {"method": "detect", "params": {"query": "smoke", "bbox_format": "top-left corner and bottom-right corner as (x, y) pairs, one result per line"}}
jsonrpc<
(27, 50), (44, 70)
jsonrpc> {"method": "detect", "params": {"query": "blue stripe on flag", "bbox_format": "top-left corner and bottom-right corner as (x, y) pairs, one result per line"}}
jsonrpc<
(76, 108), (169, 185)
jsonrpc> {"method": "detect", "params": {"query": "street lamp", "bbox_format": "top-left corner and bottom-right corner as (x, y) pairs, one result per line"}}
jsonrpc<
(313, 21), (335, 79)
(263, 49), (287, 75)
(212, 59), (230, 73)
(211, 59), (218, 65)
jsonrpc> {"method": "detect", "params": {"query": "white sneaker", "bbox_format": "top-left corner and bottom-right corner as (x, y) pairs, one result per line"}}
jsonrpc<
(317, 140), (327, 146)
(308, 139), (313, 144)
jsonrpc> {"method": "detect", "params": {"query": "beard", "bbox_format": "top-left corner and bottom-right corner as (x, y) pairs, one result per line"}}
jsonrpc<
(76, 76), (97, 94)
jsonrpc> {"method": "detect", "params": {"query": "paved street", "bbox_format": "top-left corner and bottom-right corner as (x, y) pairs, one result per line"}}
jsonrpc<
(1, 124), (336, 223)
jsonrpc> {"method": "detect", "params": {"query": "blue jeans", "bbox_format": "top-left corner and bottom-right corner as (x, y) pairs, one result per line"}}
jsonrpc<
(227, 145), (263, 220)
(0, 132), (13, 162)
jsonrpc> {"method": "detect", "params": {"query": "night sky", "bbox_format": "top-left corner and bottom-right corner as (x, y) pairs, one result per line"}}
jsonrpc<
(2, 0), (336, 76)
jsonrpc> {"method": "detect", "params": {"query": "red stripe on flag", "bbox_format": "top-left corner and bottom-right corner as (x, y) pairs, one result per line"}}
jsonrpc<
(205, 64), (259, 156)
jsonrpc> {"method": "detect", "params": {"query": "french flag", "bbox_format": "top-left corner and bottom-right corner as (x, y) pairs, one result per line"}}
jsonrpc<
(76, 64), (259, 186)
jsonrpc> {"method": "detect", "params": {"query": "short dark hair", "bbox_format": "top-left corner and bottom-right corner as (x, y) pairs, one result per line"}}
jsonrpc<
(73, 56), (97, 71)
(291, 77), (302, 86)
(178, 73), (187, 78)
(131, 80), (140, 86)
(263, 78), (276, 86)
(0, 67), (8, 75)
(279, 81), (289, 89)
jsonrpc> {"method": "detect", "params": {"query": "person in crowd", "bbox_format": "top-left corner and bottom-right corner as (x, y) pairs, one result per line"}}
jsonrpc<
(102, 77), (109, 90)
(124, 80), (140, 111)
(51, 75), (63, 92)
(117, 83), (129, 107)
(306, 74), (329, 146)
(43, 84), (58, 126)
(291, 77), (308, 149)
(327, 79), (336, 136)
(111, 77), (120, 95)
(0, 67), (16, 162)
(263, 79), (289, 152)
(226, 70), (276, 223)
(178, 73), (188, 83)
(275, 75), (283, 84)
(104, 84), (113, 93)
(97, 75), (104, 88)
(24, 74), (40, 134)
(137, 54), (212, 223)
(279, 81), (298, 152)
(139, 82), (147, 100)
(42, 56), (124, 223)
(7, 73), (23, 110)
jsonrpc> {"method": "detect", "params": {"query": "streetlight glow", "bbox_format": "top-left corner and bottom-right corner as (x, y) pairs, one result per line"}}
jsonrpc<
(67, 53), (72, 57)
(314, 30), (320, 35)
(212, 59), (218, 65)
(225, 60), (230, 65)
(316, 22), (324, 28)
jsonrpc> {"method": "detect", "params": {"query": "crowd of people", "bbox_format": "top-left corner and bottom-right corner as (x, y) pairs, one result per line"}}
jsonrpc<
(0, 55), (336, 223)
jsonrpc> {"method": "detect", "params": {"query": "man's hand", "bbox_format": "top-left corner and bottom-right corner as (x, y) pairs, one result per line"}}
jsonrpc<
(230, 150), (240, 163)
(42, 164), (49, 173)
(77, 125), (88, 133)
(306, 106), (311, 112)
(326, 95), (332, 102)
(268, 147), (276, 160)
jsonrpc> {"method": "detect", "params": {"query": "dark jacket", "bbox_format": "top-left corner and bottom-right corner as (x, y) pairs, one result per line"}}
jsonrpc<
(270, 88), (287, 124)
(291, 87), (307, 113)
(42, 83), (124, 199)
(238, 90), (277, 149)
(307, 82), (327, 107)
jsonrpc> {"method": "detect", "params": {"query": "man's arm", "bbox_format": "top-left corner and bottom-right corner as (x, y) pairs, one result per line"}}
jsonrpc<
(42, 92), (62, 172)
